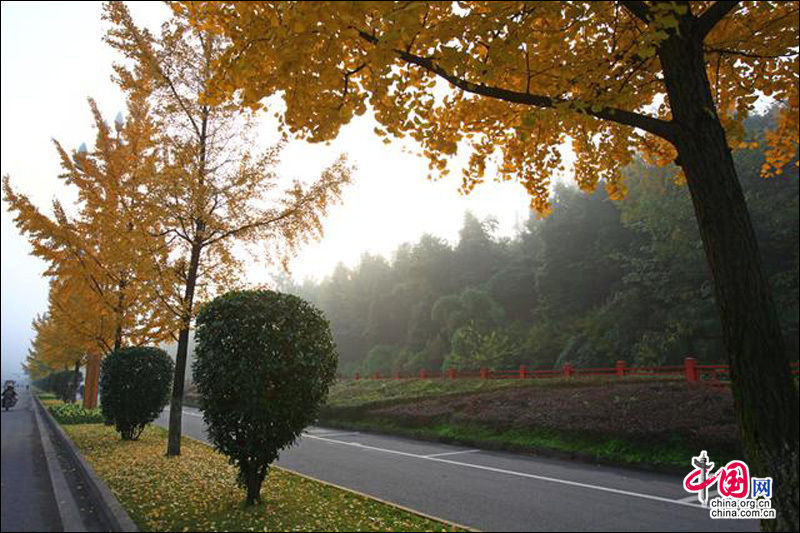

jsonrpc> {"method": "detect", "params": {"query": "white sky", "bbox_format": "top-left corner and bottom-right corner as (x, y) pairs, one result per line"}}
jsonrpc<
(0, 2), (547, 380)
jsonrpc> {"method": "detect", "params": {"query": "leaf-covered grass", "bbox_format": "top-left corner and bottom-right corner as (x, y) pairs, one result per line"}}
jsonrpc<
(48, 403), (104, 424)
(63, 424), (465, 532)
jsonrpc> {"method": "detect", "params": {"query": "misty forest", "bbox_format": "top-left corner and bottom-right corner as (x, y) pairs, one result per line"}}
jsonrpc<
(287, 111), (798, 377)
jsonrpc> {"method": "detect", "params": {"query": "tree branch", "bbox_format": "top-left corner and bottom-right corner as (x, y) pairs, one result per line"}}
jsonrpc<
(203, 205), (299, 248)
(356, 30), (677, 142)
(696, 1), (741, 40)
(618, 1), (651, 23)
(203, 176), (334, 248)
(340, 63), (368, 108)
(119, 15), (204, 140)
(704, 47), (797, 60)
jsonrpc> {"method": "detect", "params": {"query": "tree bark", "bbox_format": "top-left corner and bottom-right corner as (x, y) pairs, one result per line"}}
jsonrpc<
(659, 25), (799, 532)
(166, 242), (202, 456)
(166, 104), (209, 457)
(245, 468), (263, 506)
(82, 352), (102, 409)
(114, 280), (125, 352)
(70, 361), (80, 404)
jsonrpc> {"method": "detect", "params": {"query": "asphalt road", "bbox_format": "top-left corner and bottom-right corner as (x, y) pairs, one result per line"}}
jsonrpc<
(156, 406), (758, 532)
(1, 390), (62, 532)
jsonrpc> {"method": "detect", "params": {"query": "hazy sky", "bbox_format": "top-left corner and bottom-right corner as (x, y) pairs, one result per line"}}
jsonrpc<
(1, 2), (550, 381)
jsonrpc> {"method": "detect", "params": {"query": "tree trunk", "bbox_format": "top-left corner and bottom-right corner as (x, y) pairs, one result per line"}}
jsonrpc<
(166, 104), (209, 457)
(166, 243), (202, 456)
(245, 469), (263, 506)
(242, 464), (267, 506)
(83, 353), (102, 409)
(659, 29), (799, 532)
(70, 361), (80, 403)
(114, 279), (125, 352)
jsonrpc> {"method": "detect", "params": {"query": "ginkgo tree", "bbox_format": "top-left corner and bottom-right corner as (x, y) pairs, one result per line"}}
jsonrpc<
(27, 300), (88, 404)
(181, 1), (799, 529)
(103, 1), (353, 456)
(25, 272), (115, 405)
(4, 94), (174, 406)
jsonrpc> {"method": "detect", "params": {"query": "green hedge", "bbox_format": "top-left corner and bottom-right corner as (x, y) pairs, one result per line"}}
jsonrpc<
(48, 403), (104, 425)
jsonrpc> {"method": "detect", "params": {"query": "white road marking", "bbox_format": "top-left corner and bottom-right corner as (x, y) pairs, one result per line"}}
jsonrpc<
(677, 491), (720, 503)
(181, 409), (204, 418)
(424, 449), (481, 458)
(303, 431), (361, 438)
(303, 434), (705, 510)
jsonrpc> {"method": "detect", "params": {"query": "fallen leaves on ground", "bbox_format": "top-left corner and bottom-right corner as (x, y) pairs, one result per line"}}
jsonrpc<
(64, 424), (461, 532)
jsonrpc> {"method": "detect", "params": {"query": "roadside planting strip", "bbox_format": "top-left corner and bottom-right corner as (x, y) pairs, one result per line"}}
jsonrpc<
(302, 433), (706, 511)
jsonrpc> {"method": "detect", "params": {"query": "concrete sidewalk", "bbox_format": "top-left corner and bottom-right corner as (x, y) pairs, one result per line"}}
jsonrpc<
(1, 389), (62, 532)
(1, 390), (117, 532)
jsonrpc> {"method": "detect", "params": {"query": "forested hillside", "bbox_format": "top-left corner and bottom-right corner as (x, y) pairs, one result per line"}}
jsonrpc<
(288, 112), (798, 376)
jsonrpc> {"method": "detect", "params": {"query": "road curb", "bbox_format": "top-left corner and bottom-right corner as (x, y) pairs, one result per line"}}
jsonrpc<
(276, 466), (480, 532)
(31, 395), (83, 532)
(34, 396), (139, 532)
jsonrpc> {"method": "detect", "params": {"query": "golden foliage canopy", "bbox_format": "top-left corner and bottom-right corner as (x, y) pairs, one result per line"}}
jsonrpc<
(179, 1), (799, 212)
(3, 95), (174, 353)
(103, 1), (353, 326)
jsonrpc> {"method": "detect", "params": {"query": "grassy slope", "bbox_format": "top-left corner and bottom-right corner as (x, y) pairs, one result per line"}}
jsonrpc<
(320, 377), (740, 472)
(327, 377), (541, 407)
(326, 375), (688, 407)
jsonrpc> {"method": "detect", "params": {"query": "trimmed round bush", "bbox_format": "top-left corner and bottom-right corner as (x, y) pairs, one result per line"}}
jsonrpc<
(193, 290), (338, 505)
(100, 346), (174, 440)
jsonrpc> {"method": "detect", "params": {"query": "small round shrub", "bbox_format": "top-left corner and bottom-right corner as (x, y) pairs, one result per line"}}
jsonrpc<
(193, 290), (338, 505)
(100, 346), (174, 440)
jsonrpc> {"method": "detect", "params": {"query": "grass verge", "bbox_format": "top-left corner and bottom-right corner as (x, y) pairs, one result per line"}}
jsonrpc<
(62, 424), (465, 532)
(321, 377), (743, 473)
(318, 417), (734, 472)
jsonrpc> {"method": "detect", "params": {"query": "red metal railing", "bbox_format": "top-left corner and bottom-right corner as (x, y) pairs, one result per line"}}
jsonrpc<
(340, 358), (800, 386)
